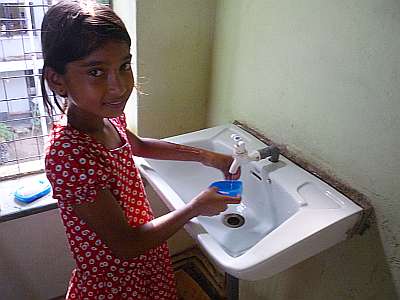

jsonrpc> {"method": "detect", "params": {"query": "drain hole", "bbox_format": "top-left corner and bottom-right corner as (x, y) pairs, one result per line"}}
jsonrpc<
(223, 214), (245, 228)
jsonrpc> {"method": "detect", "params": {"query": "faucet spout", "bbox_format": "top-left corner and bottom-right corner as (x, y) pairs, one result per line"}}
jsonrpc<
(229, 158), (241, 174)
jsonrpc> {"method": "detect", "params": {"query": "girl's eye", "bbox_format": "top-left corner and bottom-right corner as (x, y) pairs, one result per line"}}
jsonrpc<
(88, 69), (104, 77)
(121, 63), (132, 71)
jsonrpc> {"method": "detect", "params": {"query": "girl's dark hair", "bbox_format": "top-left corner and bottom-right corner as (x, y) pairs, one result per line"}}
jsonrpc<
(40, 0), (131, 114)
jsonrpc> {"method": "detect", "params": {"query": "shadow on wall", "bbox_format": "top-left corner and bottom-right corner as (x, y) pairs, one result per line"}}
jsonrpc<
(240, 221), (398, 300)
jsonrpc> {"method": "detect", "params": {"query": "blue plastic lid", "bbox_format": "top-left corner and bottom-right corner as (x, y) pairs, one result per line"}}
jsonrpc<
(14, 178), (52, 203)
(209, 180), (243, 197)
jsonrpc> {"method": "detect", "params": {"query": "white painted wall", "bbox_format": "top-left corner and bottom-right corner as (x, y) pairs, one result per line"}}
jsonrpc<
(0, 209), (74, 300)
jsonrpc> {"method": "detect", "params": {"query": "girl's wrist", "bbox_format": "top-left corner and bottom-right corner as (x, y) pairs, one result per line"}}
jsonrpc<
(185, 201), (200, 219)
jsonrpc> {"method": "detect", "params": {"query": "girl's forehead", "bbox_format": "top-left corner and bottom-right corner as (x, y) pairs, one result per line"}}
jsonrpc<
(76, 41), (131, 65)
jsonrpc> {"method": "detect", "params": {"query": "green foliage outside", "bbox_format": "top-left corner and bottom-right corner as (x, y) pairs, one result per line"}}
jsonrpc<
(0, 123), (13, 142)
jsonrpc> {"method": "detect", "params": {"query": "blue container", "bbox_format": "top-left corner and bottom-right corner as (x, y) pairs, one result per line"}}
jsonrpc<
(209, 180), (243, 197)
(14, 179), (52, 203)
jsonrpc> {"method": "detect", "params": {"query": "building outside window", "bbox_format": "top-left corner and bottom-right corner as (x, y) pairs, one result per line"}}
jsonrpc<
(0, 0), (111, 179)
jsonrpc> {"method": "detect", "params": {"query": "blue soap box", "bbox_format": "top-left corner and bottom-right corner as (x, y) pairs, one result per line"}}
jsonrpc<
(14, 178), (52, 203)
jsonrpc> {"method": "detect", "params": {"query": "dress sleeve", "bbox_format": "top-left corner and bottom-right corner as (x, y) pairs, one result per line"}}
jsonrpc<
(46, 147), (110, 207)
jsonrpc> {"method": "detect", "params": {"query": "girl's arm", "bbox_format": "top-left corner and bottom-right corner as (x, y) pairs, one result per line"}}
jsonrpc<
(73, 187), (241, 259)
(126, 129), (239, 179)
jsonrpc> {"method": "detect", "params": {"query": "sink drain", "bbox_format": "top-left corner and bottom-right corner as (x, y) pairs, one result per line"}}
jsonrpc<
(223, 213), (245, 228)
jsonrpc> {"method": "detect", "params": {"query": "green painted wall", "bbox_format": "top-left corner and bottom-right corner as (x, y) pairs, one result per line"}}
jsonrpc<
(116, 0), (399, 297)
(209, 1), (399, 299)
(135, 0), (216, 138)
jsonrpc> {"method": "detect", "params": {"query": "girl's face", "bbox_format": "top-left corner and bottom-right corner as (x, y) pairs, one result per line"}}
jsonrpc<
(58, 40), (134, 119)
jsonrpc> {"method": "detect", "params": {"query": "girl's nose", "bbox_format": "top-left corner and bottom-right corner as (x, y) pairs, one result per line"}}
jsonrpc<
(108, 72), (127, 96)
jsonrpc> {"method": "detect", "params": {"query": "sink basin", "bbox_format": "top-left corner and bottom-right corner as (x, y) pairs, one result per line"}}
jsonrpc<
(135, 124), (363, 280)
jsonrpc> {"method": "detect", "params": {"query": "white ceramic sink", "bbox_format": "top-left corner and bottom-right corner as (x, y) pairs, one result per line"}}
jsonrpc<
(135, 124), (363, 280)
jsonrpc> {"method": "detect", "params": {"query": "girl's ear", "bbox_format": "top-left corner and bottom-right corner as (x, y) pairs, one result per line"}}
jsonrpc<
(44, 67), (68, 97)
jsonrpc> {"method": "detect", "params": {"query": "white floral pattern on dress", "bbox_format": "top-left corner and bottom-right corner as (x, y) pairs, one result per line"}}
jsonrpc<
(45, 114), (177, 300)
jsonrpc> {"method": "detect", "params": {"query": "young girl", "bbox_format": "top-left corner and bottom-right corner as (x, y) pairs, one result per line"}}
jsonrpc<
(42, 1), (240, 299)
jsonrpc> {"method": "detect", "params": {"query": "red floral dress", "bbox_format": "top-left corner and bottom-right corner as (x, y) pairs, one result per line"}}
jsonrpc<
(45, 114), (177, 300)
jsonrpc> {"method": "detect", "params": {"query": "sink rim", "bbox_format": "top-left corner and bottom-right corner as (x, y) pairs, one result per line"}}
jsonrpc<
(135, 124), (363, 280)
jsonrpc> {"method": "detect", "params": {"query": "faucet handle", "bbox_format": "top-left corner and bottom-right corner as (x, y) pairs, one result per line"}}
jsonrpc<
(235, 141), (247, 154)
(231, 134), (247, 154)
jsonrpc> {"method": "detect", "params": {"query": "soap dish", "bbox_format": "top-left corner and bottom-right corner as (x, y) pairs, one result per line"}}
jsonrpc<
(15, 179), (52, 203)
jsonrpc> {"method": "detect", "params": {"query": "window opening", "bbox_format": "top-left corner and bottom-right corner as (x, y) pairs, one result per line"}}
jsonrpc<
(0, 0), (112, 180)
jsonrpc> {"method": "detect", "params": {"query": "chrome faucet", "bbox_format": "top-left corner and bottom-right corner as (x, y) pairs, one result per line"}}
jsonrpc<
(229, 134), (280, 175)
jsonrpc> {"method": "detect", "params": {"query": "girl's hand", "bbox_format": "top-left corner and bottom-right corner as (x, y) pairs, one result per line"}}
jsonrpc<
(188, 187), (241, 217)
(202, 151), (241, 180)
